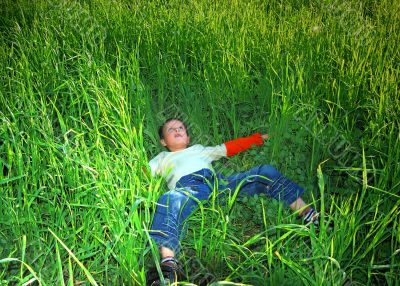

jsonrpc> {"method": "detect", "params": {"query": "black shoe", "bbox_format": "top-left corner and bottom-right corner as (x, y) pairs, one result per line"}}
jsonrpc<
(146, 259), (186, 286)
(304, 211), (334, 232)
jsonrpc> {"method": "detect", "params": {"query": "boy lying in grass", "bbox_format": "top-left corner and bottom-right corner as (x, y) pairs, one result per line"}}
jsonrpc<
(146, 118), (323, 285)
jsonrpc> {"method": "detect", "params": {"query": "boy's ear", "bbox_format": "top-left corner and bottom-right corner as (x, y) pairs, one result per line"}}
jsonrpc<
(160, 138), (167, 147)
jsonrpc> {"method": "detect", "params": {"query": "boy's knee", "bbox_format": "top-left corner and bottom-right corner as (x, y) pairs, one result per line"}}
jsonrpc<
(157, 189), (191, 211)
(258, 164), (281, 179)
(159, 189), (188, 204)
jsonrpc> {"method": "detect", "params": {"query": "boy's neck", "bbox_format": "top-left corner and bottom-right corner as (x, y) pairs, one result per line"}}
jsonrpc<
(168, 146), (189, 152)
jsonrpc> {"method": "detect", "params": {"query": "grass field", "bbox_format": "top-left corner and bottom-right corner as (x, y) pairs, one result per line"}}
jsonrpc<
(0, 0), (399, 285)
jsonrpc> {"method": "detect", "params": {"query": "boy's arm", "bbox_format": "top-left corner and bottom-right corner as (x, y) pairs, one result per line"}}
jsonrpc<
(144, 155), (160, 178)
(224, 133), (267, 157)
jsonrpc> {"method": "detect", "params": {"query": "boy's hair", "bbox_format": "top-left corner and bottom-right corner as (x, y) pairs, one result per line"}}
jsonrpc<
(158, 118), (188, 139)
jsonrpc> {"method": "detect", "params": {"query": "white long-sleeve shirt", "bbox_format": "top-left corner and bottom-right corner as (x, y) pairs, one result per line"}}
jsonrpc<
(149, 144), (227, 190)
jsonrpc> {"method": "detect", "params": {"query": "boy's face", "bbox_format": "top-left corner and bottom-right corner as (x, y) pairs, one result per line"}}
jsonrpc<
(160, 120), (190, 152)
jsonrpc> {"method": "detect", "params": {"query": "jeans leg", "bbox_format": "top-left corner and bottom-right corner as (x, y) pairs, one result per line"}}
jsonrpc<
(150, 186), (211, 255)
(225, 165), (305, 206)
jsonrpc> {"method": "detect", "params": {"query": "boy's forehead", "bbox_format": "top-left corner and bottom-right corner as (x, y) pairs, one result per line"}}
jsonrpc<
(164, 120), (184, 129)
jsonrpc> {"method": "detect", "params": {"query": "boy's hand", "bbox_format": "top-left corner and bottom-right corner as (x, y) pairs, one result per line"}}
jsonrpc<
(261, 133), (269, 140)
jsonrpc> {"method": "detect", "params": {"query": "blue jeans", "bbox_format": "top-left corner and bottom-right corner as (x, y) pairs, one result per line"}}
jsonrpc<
(149, 165), (304, 254)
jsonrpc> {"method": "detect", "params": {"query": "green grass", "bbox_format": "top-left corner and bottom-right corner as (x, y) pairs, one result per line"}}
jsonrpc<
(0, 0), (399, 285)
